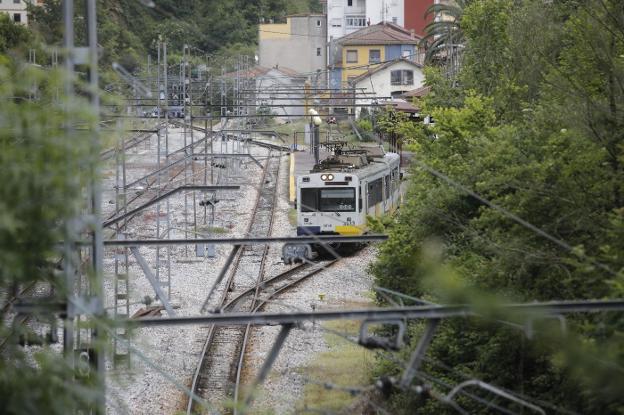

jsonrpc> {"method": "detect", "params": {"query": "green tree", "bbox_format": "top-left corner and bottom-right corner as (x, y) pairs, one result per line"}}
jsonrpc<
(371, 0), (624, 413)
(420, 0), (472, 63)
(0, 55), (102, 413)
(0, 14), (32, 54)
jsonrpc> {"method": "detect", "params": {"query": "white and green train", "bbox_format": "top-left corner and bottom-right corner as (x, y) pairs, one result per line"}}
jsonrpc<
(283, 145), (401, 263)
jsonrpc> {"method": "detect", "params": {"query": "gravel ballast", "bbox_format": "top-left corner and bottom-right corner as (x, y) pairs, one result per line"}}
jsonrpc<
(103, 127), (380, 414)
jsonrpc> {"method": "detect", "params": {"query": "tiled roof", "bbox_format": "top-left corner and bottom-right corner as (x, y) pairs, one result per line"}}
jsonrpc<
(338, 22), (420, 46)
(222, 66), (271, 79)
(402, 85), (431, 98)
(351, 58), (422, 84)
(272, 66), (302, 77)
(223, 65), (302, 79)
(379, 99), (420, 113)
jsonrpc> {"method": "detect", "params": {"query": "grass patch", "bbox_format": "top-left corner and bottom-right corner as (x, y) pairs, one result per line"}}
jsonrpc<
(288, 208), (298, 227)
(197, 225), (229, 234)
(296, 320), (374, 413)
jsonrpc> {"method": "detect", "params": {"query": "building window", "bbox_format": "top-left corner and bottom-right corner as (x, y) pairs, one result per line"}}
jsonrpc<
(316, 19), (322, 27)
(13, 13), (21, 23)
(331, 18), (342, 27)
(347, 0), (353, 6)
(317, 47), (321, 56)
(390, 70), (414, 86)
(369, 49), (381, 64)
(345, 15), (366, 28)
(392, 17), (398, 24)
(346, 50), (358, 63)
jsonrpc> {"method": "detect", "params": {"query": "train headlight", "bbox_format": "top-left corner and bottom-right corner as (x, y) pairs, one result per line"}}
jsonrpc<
(327, 174), (334, 181)
(321, 174), (328, 181)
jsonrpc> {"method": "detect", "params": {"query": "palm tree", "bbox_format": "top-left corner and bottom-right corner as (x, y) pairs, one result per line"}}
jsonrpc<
(419, 0), (471, 67)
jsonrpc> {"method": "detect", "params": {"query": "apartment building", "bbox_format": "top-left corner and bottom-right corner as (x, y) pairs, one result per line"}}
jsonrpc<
(323, 0), (405, 41)
(258, 14), (327, 86)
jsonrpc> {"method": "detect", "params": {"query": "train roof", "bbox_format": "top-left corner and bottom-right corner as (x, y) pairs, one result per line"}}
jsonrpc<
(310, 144), (399, 175)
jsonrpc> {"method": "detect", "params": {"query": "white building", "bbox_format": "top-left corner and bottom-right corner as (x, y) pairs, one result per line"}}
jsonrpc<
(323, 0), (404, 41)
(255, 66), (308, 118)
(0, 0), (40, 25)
(351, 58), (424, 117)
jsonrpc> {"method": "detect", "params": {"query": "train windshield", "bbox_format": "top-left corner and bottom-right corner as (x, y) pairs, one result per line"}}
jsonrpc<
(300, 188), (356, 212)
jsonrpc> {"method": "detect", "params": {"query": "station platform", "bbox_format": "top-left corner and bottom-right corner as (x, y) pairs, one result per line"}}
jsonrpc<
(289, 147), (330, 203)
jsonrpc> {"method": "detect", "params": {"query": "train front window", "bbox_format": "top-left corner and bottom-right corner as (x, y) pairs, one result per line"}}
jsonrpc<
(319, 188), (356, 212)
(301, 188), (319, 212)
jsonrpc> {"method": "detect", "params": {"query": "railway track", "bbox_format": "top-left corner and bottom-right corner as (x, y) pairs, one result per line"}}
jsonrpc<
(187, 150), (281, 414)
(0, 281), (53, 351)
(100, 122), (166, 160)
(186, 146), (342, 413)
(188, 256), (338, 414)
(231, 259), (338, 413)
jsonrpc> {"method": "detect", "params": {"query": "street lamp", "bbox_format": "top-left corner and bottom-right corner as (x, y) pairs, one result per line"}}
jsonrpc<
(308, 109), (322, 165)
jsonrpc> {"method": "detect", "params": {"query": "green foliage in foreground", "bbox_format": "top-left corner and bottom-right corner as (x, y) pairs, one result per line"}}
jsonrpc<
(371, 0), (624, 413)
(0, 57), (102, 413)
(0, 14), (32, 54)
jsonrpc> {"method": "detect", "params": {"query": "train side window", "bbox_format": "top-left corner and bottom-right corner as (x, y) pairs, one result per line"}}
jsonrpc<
(385, 175), (390, 200)
(300, 188), (318, 212)
(368, 178), (383, 206)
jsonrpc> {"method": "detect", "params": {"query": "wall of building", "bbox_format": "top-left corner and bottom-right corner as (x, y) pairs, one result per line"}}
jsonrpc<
(354, 60), (424, 116)
(327, 0), (366, 41)
(259, 20), (291, 39)
(329, 68), (343, 89)
(341, 45), (386, 83)
(259, 16), (326, 82)
(327, 0), (405, 40)
(0, 0), (29, 25)
(375, 45), (419, 63)
(404, 0), (433, 37)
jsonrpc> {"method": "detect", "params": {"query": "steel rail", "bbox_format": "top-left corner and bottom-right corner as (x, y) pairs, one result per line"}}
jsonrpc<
(188, 150), (281, 414)
(232, 259), (339, 414)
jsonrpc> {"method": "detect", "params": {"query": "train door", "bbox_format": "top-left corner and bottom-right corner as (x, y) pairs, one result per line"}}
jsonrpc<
(360, 181), (367, 220)
(383, 174), (390, 213)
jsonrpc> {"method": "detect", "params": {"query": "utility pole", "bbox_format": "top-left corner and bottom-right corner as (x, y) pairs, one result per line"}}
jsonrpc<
(61, 0), (105, 412)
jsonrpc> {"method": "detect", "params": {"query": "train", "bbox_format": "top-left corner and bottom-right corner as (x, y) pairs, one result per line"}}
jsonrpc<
(282, 144), (401, 264)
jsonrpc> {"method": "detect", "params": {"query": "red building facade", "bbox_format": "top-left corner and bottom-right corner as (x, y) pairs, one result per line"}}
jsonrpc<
(404, 0), (434, 37)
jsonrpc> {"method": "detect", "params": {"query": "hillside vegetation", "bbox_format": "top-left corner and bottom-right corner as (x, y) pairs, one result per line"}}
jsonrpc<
(27, 0), (321, 70)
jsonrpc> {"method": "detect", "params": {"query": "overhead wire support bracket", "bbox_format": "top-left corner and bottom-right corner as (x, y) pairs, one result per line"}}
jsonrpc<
(399, 319), (440, 389)
(127, 299), (624, 328)
(130, 247), (175, 317)
(102, 185), (240, 228)
(444, 380), (546, 415)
